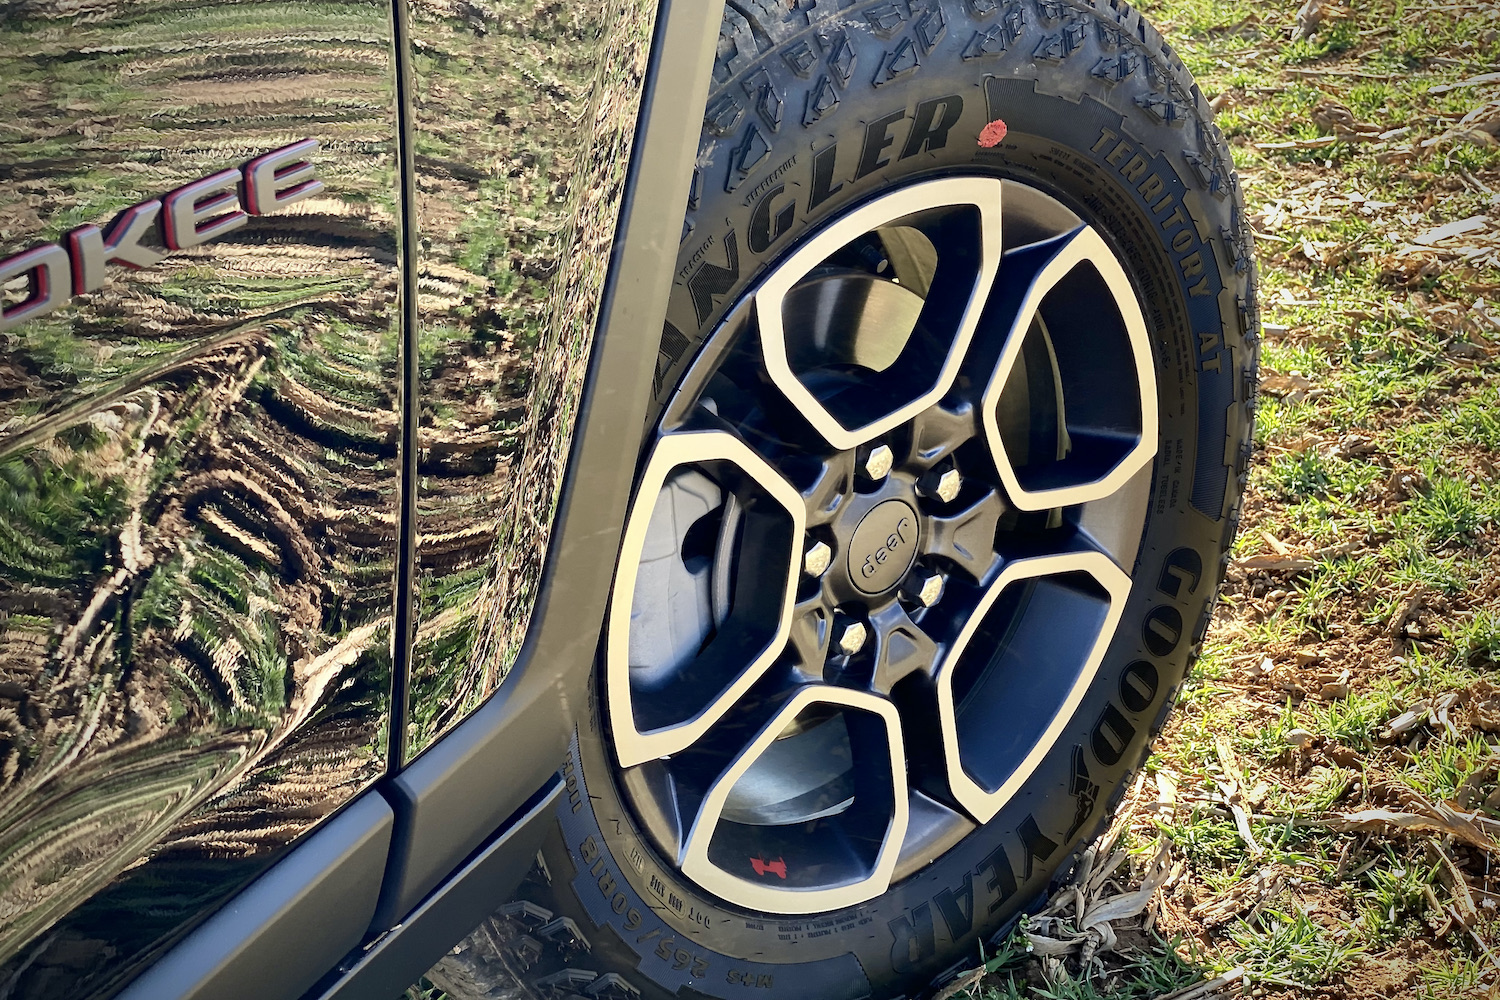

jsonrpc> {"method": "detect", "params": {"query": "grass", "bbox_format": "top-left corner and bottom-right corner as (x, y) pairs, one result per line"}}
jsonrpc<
(1224, 907), (1364, 986)
(965, 1), (1500, 998)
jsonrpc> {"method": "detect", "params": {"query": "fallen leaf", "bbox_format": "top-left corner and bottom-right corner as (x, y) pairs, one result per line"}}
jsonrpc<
(1445, 340), (1490, 360)
(1387, 586), (1431, 638)
(1292, 0), (1350, 40)
(1260, 372), (1315, 399)
(1235, 553), (1315, 572)
(1312, 100), (1383, 137)
(1216, 738), (1263, 857)
(1383, 702), (1431, 740)
(1429, 841), (1481, 929)
(1255, 136), (1339, 150)
(1155, 771), (1178, 822)
(1312, 539), (1363, 560)
(1320, 679), (1351, 700)
(1082, 844), (1172, 929)
(1413, 216), (1490, 246)
(1260, 529), (1291, 555)
(1429, 71), (1500, 95)
(1467, 680), (1500, 732)
(1315, 797), (1498, 852)
(1324, 743), (1362, 767)
(1151, 968), (1247, 1000)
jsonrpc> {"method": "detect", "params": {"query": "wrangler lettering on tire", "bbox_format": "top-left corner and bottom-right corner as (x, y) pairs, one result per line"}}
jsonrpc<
(432, 2), (1257, 997)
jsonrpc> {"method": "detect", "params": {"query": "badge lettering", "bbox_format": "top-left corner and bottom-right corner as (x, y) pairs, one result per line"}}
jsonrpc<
(860, 516), (914, 579)
(66, 200), (165, 293)
(244, 138), (324, 214)
(163, 168), (249, 250)
(0, 140), (325, 332)
(0, 244), (69, 329)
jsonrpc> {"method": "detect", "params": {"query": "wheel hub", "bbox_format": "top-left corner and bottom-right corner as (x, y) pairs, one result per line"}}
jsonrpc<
(607, 176), (1159, 914)
(846, 498), (919, 596)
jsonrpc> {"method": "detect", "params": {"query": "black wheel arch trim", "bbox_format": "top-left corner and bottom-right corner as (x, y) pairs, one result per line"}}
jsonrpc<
(113, 795), (394, 1000)
(369, 0), (724, 935)
(308, 779), (563, 1000)
(105, 1), (723, 997)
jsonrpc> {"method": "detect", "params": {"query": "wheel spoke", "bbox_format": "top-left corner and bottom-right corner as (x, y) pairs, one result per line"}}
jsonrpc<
(797, 449), (855, 527)
(679, 687), (908, 915)
(608, 429), (805, 767)
(933, 551), (1130, 824)
(901, 399), (977, 473)
(868, 601), (938, 694)
(1073, 458), (1154, 573)
(754, 177), (1003, 451)
(922, 488), (1005, 582)
(972, 224), (1157, 512)
(787, 595), (831, 672)
(891, 792), (977, 883)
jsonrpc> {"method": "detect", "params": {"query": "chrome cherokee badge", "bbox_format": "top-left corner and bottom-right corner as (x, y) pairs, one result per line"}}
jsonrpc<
(0, 139), (324, 332)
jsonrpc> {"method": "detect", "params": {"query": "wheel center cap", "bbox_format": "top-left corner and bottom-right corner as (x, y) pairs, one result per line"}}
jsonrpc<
(847, 499), (919, 596)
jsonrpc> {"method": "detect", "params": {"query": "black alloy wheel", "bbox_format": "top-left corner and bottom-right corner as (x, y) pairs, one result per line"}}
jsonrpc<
(609, 175), (1152, 916)
(431, 2), (1258, 998)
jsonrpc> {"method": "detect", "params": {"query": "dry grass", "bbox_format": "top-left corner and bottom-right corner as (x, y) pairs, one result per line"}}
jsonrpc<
(961, 1), (1500, 998)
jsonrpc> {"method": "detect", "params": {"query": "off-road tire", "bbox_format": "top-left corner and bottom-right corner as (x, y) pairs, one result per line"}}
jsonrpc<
(430, 1), (1257, 997)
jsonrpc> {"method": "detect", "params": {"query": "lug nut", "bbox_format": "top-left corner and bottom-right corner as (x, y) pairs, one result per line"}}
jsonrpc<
(863, 444), (894, 481)
(836, 620), (868, 656)
(919, 467), (962, 503)
(904, 572), (944, 608)
(803, 540), (831, 578)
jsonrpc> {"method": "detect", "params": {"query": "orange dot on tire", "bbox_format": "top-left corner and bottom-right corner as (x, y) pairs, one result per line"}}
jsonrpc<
(978, 118), (1009, 148)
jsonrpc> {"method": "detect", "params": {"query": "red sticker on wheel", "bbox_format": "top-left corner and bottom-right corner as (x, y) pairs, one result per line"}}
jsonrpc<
(750, 856), (787, 879)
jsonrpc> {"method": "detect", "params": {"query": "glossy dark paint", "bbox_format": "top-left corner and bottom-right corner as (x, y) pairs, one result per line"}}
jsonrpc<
(310, 778), (560, 1000)
(77, 1), (716, 994)
(398, 0), (662, 761)
(0, 0), (403, 991)
(0, 141), (330, 330)
(0, 0), (716, 995)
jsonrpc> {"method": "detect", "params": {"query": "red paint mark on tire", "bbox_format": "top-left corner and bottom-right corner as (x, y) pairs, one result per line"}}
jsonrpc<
(978, 118), (1009, 148)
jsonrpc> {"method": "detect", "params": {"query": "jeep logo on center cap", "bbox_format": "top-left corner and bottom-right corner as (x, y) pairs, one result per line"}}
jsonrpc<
(848, 499), (918, 595)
